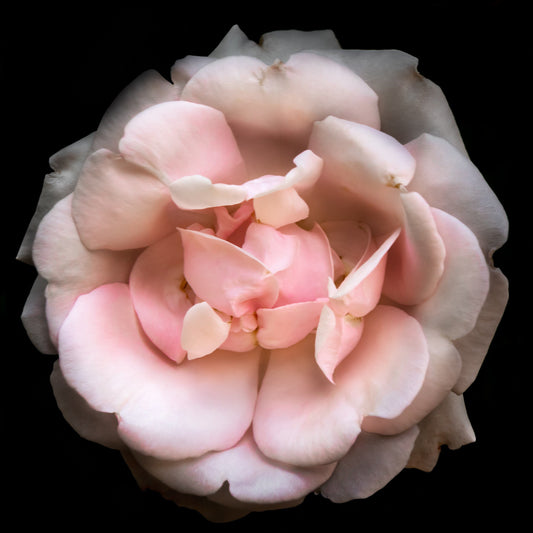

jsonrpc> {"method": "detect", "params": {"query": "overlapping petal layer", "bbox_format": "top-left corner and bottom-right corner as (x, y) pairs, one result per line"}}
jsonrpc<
(58, 283), (261, 460)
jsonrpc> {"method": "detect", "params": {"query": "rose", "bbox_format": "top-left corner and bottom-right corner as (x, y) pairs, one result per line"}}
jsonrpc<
(18, 25), (508, 521)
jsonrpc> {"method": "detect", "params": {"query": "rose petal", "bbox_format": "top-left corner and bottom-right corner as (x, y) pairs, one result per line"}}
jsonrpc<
(72, 149), (190, 250)
(170, 55), (215, 87)
(244, 223), (333, 307)
(132, 430), (336, 505)
(329, 229), (400, 317)
(407, 393), (476, 472)
(321, 426), (420, 502)
(58, 283), (261, 460)
(411, 208), (490, 341)
(382, 192), (446, 305)
(254, 305), (429, 466)
(315, 305), (364, 383)
(406, 133), (508, 258)
(21, 275), (56, 354)
(253, 188), (310, 228)
(256, 299), (327, 349)
(306, 116), (414, 233)
(50, 361), (122, 450)
(181, 302), (232, 359)
(323, 49), (467, 152)
(321, 221), (371, 276)
(32, 195), (137, 344)
(453, 266), (509, 393)
(17, 133), (95, 264)
(362, 331), (462, 435)
(129, 232), (191, 363)
(92, 69), (180, 153)
(118, 100), (246, 186)
(170, 174), (247, 210)
(182, 53), (379, 177)
(179, 228), (279, 317)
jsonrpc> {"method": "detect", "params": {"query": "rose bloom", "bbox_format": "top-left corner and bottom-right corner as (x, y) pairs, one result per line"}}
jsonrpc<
(18, 26), (508, 521)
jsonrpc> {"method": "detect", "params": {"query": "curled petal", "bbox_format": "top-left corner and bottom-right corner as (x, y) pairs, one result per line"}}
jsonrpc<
(72, 149), (182, 250)
(363, 332), (462, 435)
(256, 299), (327, 349)
(329, 229), (400, 317)
(406, 133), (508, 258)
(411, 209), (490, 341)
(307, 116), (413, 233)
(321, 426), (420, 502)
(170, 174), (247, 210)
(383, 192), (446, 305)
(315, 305), (364, 383)
(119, 100), (246, 185)
(181, 302), (231, 359)
(244, 223), (333, 307)
(253, 188), (310, 228)
(58, 283), (261, 460)
(133, 430), (336, 505)
(179, 228), (278, 317)
(129, 232), (191, 363)
(254, 306), (429, 467)
(407, 393), (476, 472)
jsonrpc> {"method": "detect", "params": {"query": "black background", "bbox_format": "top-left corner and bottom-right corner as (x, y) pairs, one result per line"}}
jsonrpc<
(3, 1), (528, 531)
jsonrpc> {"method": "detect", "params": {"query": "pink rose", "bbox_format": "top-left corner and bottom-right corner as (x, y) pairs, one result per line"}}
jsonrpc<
(19, 26), (508, 521)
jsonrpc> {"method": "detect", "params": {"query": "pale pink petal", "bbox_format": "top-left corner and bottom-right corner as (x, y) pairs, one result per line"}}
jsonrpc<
(325, 49), (466, 152)
(256, 299), (327, 349)
(209, 25), (264, 59)
(33, 195), (137, 344)
(321, 426), (420, 502)
(257, 28), (341, 62)
(315, 305), (364, 383)
(321, 221), (371, 277)
(58, 283), (261, 460)
(72, 149), (185, 250)
(246, 223), (333, 307)
(169, 174), (247, 210)
(118, 100), (246, 186)
(406, 133), (508, 258)
(213, 202), (254, 241)
(21, 275), (56, 354)
(50, 361), (122, 450)
(133, 430), (336, 505)
(254, 306), (429, 466)
(241, 222), (298, 274)
(129, 232), (191, 363)
(453, 266), (509, 393)
(171, 55), (215, 87)
(179, 228), (278, 317)
(329, 229), (400, 317)
(17, 133), (94, 264)
(220, 328), (257, 353)
(253, 334), (362, 467)
(181, 302), (231, 359)
(411, 209), (490, 341)
(362, 332), (462, 435)
(335, 305), (429, 422)
(92, 70), (180, 153)
(407, 393), (476, 472)
(253, 188), (310, 228)
(181, 53), (379, 177)
(306, 116), (414, 234)
(382, 192), (446, 305)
